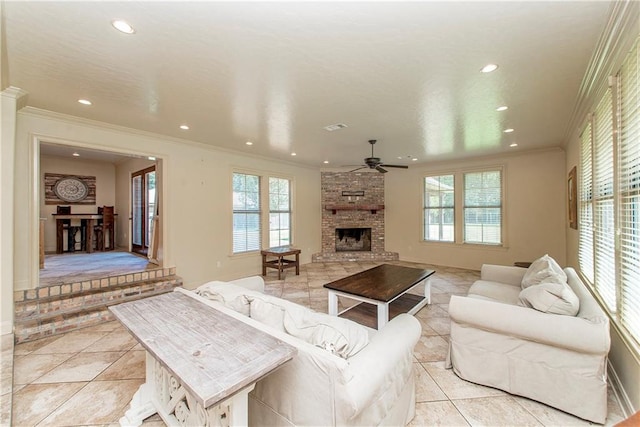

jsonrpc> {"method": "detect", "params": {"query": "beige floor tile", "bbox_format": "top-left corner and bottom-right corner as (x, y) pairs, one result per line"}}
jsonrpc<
(76, 321), (123, 334)
(96, 350), (146, 381)
(37, 379), (143, 426)
(14, 335), (61, 357)
(413, 335), (449, 362)
(142, 413), (167, 425)
(12, 382), (86, 426)
(453, 396), (543, 426)
(414, 363), (447, 402)
(32, 332), (109, 355)
(33, 352), (124, 384)
(13, 353), (73, 385)
(1, 335), (13, 352)
(512, 396), (592, 426)
(409, 401), (470, 426)
(423, 361), (505, 400)
(83, 329), (138, 353)
(422, 316), (451, 335)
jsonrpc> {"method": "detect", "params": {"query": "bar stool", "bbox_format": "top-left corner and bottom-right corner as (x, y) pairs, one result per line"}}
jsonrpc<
(57, 205), (84, 252)
(94, 206), (115, 251)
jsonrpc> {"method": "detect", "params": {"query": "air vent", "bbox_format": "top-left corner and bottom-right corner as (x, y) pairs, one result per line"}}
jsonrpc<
(324, 123), (348, 132)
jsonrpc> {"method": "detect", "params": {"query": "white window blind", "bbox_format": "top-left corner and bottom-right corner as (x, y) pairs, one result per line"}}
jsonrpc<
(592, 89), (617, 311)
(579, 123), (595, 283)
(423, 175), (455, 242)
(269, 177), (291, 247)
(232, 173), (261, 253)
(463, 170), (502, 245)
(617, 39), (640, 341)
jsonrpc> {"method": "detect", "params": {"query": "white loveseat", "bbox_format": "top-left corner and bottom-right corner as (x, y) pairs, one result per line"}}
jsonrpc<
(446, 263), (610, 423)
(181, 276), (422, 427)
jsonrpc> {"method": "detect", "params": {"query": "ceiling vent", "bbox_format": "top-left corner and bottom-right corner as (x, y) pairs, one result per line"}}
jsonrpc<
(324, 123), (348, 132)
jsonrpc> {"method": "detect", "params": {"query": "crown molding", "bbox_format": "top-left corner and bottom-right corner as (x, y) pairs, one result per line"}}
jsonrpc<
(564, 0), (639, 143)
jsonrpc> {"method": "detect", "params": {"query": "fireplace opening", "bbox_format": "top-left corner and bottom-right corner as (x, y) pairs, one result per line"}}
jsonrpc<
(335, 228), (372, 252)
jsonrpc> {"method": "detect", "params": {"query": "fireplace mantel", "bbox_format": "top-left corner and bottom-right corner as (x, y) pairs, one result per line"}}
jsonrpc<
(324, 204), (384, 214)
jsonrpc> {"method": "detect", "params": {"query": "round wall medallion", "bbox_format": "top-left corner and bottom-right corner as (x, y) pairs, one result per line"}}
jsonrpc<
(54, 177), (89, 202)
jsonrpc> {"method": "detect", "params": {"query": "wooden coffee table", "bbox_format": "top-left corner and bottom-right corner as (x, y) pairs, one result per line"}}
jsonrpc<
(324, 264), (435, 329)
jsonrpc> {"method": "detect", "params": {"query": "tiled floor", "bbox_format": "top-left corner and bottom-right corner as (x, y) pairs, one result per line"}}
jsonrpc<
(5, 261), (627, 426)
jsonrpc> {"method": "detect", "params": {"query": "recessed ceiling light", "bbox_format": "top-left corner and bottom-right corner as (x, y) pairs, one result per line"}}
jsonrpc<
(72, 152), (80, 157)
(323, 160), (329, 164)
(496, 106), (508, 111)
(148, 156), (156, 161)
(412, 158), (418, 161)
(397, 156), (403, 160)
(510, 143), (518, 147)
(245, 141), (253, 146)
(504, 128), (514, 133)
(180, 125), (189, 130)
(291, 152), (297, 156)
(481, 64), (499, 73)
(78, 99), (92, 105)
(112, 20), (135, 34)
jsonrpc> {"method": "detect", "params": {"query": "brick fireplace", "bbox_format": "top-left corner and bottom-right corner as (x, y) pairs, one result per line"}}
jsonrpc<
(312, 172), (399, 262)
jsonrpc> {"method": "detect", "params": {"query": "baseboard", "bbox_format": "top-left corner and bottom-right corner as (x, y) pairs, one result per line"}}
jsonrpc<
(608, 359), (636, 417)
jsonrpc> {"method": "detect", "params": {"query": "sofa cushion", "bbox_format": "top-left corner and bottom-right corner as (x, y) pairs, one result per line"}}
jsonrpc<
(283, 309), (369, 359)
(468, 280), (521, 305)
(521, 254), (567, 289)
(518, 282), (580, 316)
(194, 286), (251, 316)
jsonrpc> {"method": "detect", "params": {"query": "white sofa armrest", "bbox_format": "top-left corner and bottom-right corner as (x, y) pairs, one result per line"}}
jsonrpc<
(229, 275), (265, 292)
(345, 314), (421, 414)
(480, 264), (527, 287)
(449, 295), (610, 354)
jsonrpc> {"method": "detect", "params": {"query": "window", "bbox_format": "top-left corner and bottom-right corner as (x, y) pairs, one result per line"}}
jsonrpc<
(579, 38), (640, 347)
(269, 177), (291, 247)
(463, 170), (502, 244)
(232, 173), (261, 253)
(423, 175), (454, 241)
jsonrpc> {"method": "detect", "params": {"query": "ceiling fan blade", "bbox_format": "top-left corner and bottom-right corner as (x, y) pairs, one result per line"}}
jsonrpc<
(380, 164), (409, 169)
(375, 166), (388, 173)
(349, 166), (367, 172)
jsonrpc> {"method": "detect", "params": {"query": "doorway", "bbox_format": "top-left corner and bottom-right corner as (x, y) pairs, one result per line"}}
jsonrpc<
(132, 165), (156, 255)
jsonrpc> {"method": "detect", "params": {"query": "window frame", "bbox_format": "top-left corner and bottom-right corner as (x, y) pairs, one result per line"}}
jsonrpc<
(268, 176), (292, 247)
(423, 174), (455, 242)
(232, 172), (262, 254)
(462, 169), (504, 246)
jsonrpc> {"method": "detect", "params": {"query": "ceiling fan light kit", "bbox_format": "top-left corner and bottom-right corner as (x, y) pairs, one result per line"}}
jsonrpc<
(349, 140), (410, 173)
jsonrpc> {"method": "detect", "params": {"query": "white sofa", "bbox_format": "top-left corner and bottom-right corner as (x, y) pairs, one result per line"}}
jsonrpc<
(182, 276), (422, 427)
(446, 264), (610, 423)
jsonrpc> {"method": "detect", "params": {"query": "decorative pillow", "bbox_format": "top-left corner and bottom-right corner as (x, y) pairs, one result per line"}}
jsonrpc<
(249, 297), (287, 332)
(518, 282), (580, 316)
(194, 288), (251, 316)
(521, 254), (567, 289)
(283, 310), (369, 359)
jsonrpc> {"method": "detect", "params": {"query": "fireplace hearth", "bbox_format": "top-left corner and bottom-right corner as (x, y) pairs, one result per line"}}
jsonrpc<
(335, 228), (371, 252)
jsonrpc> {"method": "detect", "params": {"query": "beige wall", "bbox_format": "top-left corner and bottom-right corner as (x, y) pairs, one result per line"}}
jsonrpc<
(385, 148), (567, 270)
(13, 108), (322, 292)
(40, 155), (116, 253)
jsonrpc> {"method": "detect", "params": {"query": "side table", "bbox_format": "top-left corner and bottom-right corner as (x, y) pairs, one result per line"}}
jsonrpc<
(261, 245), (301, 280)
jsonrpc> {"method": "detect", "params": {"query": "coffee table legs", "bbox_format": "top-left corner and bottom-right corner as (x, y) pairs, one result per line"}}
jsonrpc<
(328, 291), (339, 316)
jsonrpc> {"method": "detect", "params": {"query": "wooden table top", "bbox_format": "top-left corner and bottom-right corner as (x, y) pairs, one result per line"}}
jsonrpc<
(324, 264), (435, 302)
(109, 291), (296, 408)
(261, 245), (301, 256)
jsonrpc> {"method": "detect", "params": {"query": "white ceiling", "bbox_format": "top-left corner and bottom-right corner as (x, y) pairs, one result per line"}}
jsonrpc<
(3, 1), (611, 168)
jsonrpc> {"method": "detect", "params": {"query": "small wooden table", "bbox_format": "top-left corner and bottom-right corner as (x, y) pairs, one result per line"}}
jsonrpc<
(324, 264), (435, 329)
(110, 290), (296, 426)
(261, 246), (301, 280)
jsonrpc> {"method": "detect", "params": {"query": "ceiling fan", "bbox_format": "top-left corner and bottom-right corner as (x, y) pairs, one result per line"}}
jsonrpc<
(349, 140), (409, 173)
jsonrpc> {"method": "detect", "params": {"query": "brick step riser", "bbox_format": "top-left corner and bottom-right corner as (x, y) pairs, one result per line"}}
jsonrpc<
(15, 278), (180, 321)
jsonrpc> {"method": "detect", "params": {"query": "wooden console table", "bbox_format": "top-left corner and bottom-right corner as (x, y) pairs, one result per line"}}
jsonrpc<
(261, 245), (301, 280)
(110, 290), (296, 426)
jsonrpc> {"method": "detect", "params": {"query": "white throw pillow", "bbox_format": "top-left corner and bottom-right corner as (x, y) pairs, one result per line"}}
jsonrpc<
(283, 310), (369, 359)
(518, 282), (580, 316)
(249, 297), (287, 332)
(521, 254), (567, 289)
